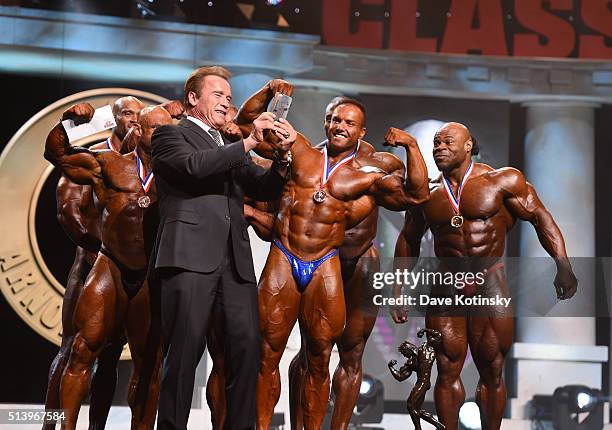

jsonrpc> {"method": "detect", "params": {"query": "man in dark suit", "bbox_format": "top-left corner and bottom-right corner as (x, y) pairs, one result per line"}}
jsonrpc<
(150, 66), (294, 430)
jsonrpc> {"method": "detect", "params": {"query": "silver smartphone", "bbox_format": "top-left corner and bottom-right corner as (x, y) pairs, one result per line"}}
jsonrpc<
(269, 93), (292, 119)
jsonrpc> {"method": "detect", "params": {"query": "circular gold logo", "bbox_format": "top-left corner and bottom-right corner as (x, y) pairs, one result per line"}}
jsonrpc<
(0, 88), (167, 359)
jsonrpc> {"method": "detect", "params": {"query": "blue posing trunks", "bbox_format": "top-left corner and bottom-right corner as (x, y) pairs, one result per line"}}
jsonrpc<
(273, 239), (338, 293)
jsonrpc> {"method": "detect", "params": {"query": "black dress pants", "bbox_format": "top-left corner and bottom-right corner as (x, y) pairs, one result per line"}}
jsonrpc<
(156, 243), (259, 430)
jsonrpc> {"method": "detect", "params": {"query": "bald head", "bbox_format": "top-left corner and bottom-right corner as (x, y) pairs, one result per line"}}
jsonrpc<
(437, 122), (479, 155)
(112, 96), (144, 116)
(139, 105), (171, 127)
(112, 96), (145, 140)
(135, 105), (172, 151)
(433, 122), (479, 172)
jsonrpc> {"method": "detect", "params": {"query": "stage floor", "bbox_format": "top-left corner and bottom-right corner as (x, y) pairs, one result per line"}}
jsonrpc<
(0, 404), (571, 429)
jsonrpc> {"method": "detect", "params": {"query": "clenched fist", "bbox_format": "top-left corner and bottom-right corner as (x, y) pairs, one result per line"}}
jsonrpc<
(62, 103), (95, 126)
(384, 127), (418, 149)
(268, 79), (294, 97)
(162, 100), (185, 120)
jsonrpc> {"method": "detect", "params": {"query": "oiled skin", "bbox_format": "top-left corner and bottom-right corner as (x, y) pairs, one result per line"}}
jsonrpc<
(394, 123), (577, 430)
(44, 103), (173, 430)
(43, 96), (145, 430)
(256, 102), (429, 430)
(288, 140), (399, 430)
(205, 82), (428, 430)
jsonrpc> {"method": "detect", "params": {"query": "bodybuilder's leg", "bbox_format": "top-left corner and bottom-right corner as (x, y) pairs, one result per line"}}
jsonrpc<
(257, 247), (301, 430)
(331, 247), (379, 430)
(43, 247), (93, 430)
(426, 314), (468, 430)
(60, 255), (127, 430)
(299, 256), (346, 430)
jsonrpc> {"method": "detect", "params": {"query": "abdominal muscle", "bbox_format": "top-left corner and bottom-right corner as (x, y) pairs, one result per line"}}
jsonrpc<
(274, 182), (349, 261)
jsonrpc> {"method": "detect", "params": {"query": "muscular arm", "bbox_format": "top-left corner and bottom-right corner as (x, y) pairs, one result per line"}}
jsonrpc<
(368, 130), (430, 210)
(44, 104), (102, 186)
(235, 79), (294, 139)
(502, 168), (568, 260)
(244, 202), (276, 242)
(235, 79), (295, 159)
(501, 167), (577, 298)
(391, 207), (428, 323)
(55, 176), (101, 252)
(395, 207), (428, 260)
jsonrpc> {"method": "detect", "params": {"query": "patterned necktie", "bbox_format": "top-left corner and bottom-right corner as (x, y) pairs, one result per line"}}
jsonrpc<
(208, 129), (224, 147)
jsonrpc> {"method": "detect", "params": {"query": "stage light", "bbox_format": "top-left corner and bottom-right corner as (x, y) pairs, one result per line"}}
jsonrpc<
(353, 375), (384, 425)
(323, 374), (383, 428)
(577, 392), (593, 410)
(360, 377), (374, 396)
(265, 0), (283, 5)
(551, 385), (603, 430)
(134, 0), (156, 18)
(458, 401), (481, 430)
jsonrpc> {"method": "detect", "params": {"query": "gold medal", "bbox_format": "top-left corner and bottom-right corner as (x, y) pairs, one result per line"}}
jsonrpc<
(138, 195), (151, 209)
(135, 150), (153, 210)
(315, 142), (359, 205)
(450, 214), (464, 228)
(313, 189), (327, 203)
(443, 161), (473, 231)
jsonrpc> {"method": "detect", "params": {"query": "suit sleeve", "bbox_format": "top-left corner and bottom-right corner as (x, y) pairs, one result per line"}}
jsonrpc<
(239, 156), (288, 201)
(152, 125), (245, 181)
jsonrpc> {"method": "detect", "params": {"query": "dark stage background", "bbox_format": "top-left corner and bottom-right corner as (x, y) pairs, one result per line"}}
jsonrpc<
(1, 71), (611, 410)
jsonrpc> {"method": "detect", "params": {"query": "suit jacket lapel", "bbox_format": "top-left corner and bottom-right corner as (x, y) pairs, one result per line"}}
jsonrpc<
(179, 118), (217, 149)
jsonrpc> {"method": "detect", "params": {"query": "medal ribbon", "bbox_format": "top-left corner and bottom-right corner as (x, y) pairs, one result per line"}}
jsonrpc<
(442, 161), (473, 214)
(135, 151), (154, 193)
(320, 141), (360, 188)
(106, 137), (119, 152)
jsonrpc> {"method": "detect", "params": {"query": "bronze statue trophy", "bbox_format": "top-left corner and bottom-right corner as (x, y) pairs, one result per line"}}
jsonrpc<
(388, 328), (445, 430)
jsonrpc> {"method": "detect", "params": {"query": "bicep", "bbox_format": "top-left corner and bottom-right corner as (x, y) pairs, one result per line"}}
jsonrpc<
(57, 152), (101, 185)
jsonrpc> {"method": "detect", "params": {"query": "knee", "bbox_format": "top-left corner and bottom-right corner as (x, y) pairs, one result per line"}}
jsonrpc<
(67, 335), (96, 371)
(260, 345), (283, 374)
(289, 351), (306, 373)
(338, 342), (365, 377)
(307, 346), (332, 377)
(436, 362), (463, 388)
(479, 356), (505, 388)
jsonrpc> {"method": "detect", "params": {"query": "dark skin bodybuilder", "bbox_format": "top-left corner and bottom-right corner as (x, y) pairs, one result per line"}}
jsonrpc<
(43, 96), (147, 430)
(45, 103), (176, 430)
(393, 122), (577, 430)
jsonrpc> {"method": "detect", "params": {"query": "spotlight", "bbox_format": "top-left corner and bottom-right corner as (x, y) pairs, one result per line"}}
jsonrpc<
(134, 0), (156, 18)
(265, 0), (283, 5)
(323, 374), (384, 429)
(458, 401), (481, 430)
(360, 377), (374, 396)
(577, 392), (594, 410)
(352, 375), (384, 426)
(551, 385), (603, 430)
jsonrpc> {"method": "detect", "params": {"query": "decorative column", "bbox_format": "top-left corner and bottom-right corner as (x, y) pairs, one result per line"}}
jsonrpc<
(509, 100), (607, 421)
